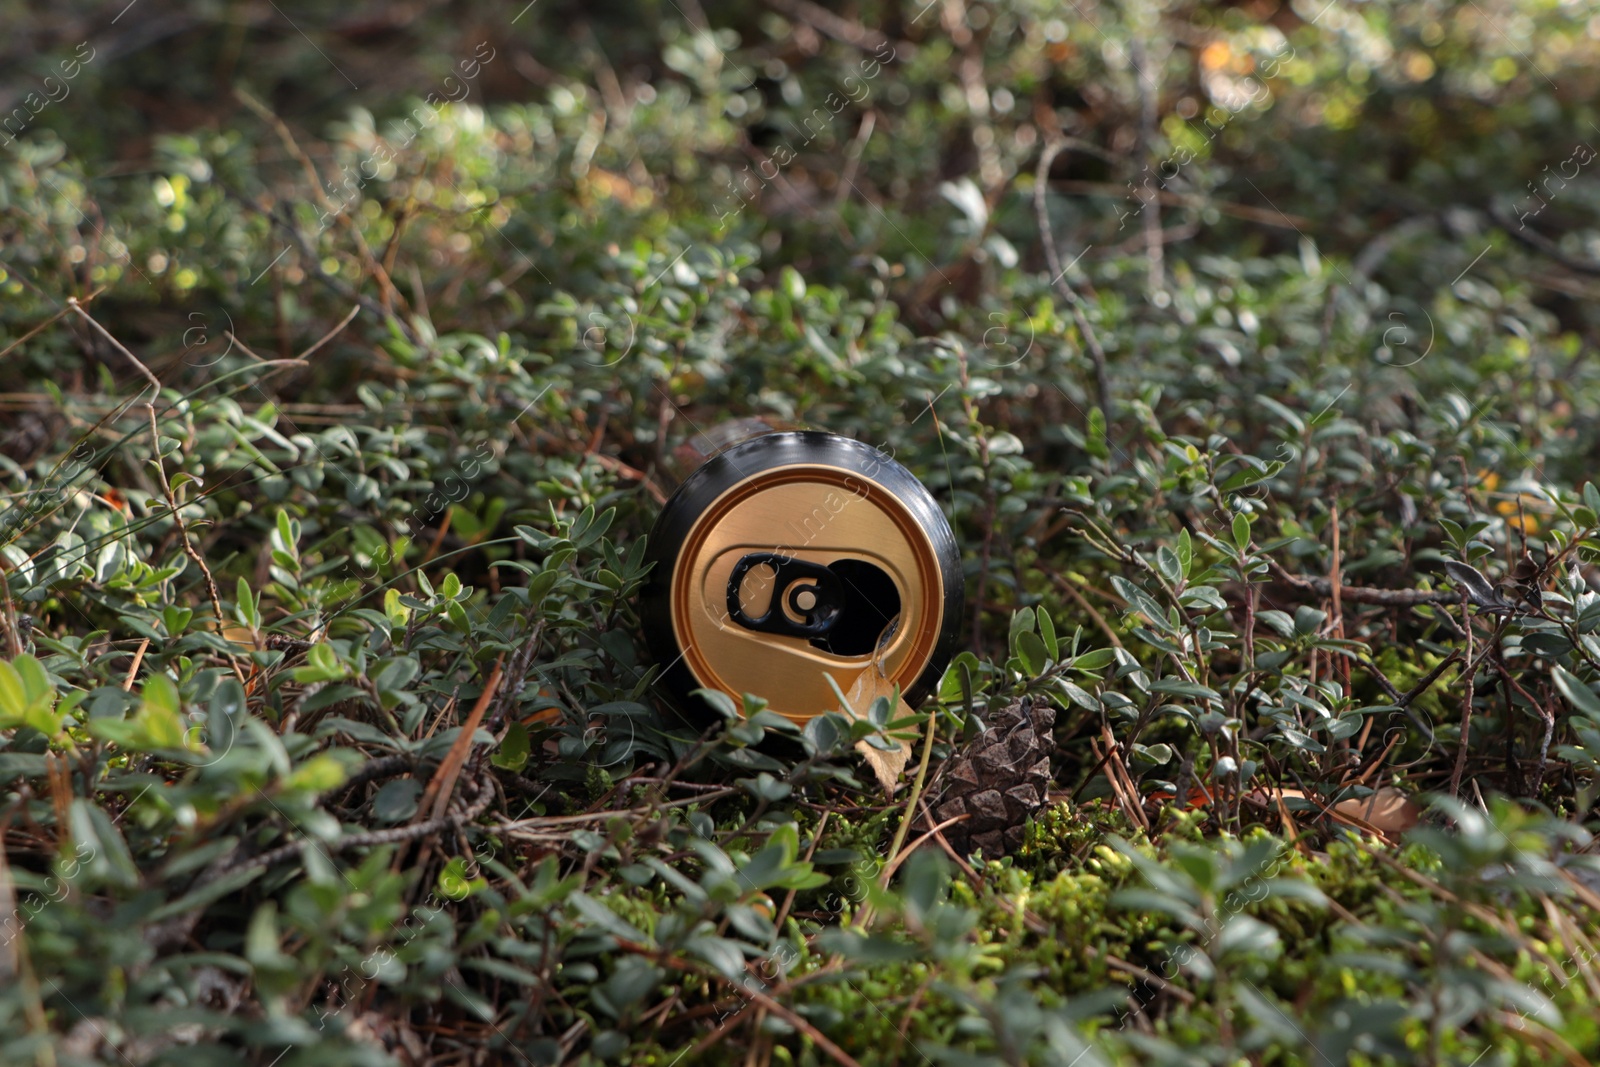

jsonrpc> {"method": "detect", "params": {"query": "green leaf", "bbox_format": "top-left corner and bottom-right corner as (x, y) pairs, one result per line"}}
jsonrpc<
(1055, 678), (1099, 711)
(1155, 546), (1182, 584)
(1276, 726), (1324, 752)
(1016, 630), (1050, 676)
(1292, 605), (1327, 636)
(1218, 460), (1283, 493)
(1554, 666), (1600, 721)
(1148, 678), (1220, 702)
(692, 687), (739, 720)
(1008, 607), (1036, 655)
(1260, 389), (1312, 431)
(739, 771), (792, 802)
(1255, 878), (1330, 906)
(570, 506), (616, 549)
(1111, 888), (1206, 931)
(438, 856), (486, 900)
(275, 509), (298, 556)
(1132, 742), (1174, 766)
(739, 823), (824, 890)
(90, 673), (188, 752)
(68, 798), (141, 890)
(1232, 512), (1252, 552)
(372, 778), (423, 823)
(1217, 914), (1279, 956)
(803, 711), (846, 754)
(373, 656), (420, 700)
(1178, 585), (1228, 612)
(1070, 648), (1118, 673)
(284, 752), (350, 793)
(570, 892), (650, 942)
(1037, 607), (1059, 660)
(815, 929), (921, 963)
(145, 863), (265, 924)
(686, 935), (749, 980)
(1256, 610), (1296, 637)
(0, 659), (26, 726)
(1085, 407), (1109, 460)
(1109, 576), (1173, 634)
(0, 654), (60, 735)
(162, 604), (193, 636)
(493, 721), (531, 771)
(293, 642), (347, 683)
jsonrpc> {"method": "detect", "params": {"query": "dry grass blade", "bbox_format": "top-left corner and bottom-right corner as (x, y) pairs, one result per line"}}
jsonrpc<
(1491, 1010), (1591, 1067)
(877, 813), (968, 883)
(0, 826), (15, 982)
(1099, 726), (1150, 831)
(418, 658), (504, 825)
(121, 638), (148, 691)
(1034, 139), (1112, 424)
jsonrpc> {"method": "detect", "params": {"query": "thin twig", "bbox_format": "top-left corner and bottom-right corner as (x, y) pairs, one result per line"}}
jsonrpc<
(760, 0), (903, 55)
(215, 179), (412, 340)
(68, 298), (161, 397)
(1491, 646), (1558, 795)
(1045, 178), (1311, 228)
(1399, 651), (1462, 708)
(338, 753), (416, 795)
(1128, 33), (1165, 297)
(1450, 590), (1476, 799)
(0, 288), (104, 362)
(1034, 139), (1113, 424)
(147, 406), (243, 684)
(625, 943), (866, 1067)
(877, 813), (968, 883)
(216, 771), (496, 880)
(1267, 559), (1459, 605)
(1489, 203), (1600, 277)
(295, 304), (362, 363)
(233, 88), (404, 311)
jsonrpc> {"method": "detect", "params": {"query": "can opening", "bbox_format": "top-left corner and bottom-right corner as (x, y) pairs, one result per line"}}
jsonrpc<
(810, 558), (901, 657)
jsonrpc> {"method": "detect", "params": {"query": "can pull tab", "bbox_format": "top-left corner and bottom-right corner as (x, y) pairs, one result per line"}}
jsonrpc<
(727, 553), (843, 637)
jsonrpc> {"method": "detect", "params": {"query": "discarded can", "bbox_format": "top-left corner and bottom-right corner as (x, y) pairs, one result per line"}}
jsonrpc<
(641, 422), (962, 722)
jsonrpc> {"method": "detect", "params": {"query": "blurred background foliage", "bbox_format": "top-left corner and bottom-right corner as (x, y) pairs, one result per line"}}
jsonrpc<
(5, 0), (1600, 1063)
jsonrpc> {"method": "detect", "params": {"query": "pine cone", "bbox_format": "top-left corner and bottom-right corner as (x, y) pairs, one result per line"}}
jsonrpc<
(928, 697), (1055, 857)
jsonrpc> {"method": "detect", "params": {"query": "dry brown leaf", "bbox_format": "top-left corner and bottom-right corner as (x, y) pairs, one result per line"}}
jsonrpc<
(842, 668), (913, 794)
(220, 623), (257, 648)
(1332, 787), (1422, 835)
(1243, 785), (1421, 838)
